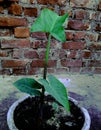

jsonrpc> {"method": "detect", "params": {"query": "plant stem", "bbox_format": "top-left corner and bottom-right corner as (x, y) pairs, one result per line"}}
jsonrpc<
(39, 34), (51, 123)
(43, 34), (51, 80)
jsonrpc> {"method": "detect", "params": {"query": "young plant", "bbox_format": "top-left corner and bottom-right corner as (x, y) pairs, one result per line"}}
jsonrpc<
(14, 8), (70, 113)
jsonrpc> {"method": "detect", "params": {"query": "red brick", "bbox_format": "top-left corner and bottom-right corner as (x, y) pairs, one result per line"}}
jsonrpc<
(0, 6), (4, 13)
(98, 1), (101, 10)
(37, 0), (66, 5)
(31, 60), (56, 67)
(31, 32), (47, 40)
(68, 20), (90, 30)
(2, 60), (29, 68)
(0, 17), (27, 26)
(13, 68), (26, 75)
(24, 8), (37, 17)
(24, 50), (39, 59)
(66, 31), (74, 40)
(81, 50), (91, 59)
(75, 10), (89, 19)
(95, 24), (101, 31)
(74, 32), (86, 40)
(61, 60), (82, 67)
(8, 3), (22, 15)
(62, 42), (85, 50)
(1, 39), (30, 48)
(67, 51), (77, 59)
(14, 27), (30, 38)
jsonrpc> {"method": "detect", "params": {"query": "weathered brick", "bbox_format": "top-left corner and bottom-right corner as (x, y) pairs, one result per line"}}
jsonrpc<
(2, 60), (29, 68)
(66, 31), (74, 40)
(31, 60), (56, 67)
(39, 50), (46, 59)
(86, 32), (98, 42)
(67, 51), (77, 59)
(24, 50), (39, 59)
(90, 11), (101, 22)
(61, 60), (82, 67)
(0, 29), (11, 36)
(68, 20), (90, 30)
(94, 68), (101, 74)
(24, 8), (37, 17)
(70, 0), (97, 9)
(31, 32), (47, 40)
(74, 32), (86, 40)
(0, 69), (11, 75)
(69, 67), (81, 72)
(1, 39), (30, 48)
(90, 43), (101, 50)
(13, 49), (23, 58)
(0, 51), (8, 57)
(75, 10), (89, 19)
(87, 60), (101, 67)
(0, 17), (27, 26)
(13, 68), (26, 75)
(8, 3), (22, 15)
(59, 50), (67, 59)
(14, 27), (30, 38)
(62, 42), (85, 50)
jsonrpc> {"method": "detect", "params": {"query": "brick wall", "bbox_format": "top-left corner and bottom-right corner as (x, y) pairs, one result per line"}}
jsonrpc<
(0, 0), (101, 75)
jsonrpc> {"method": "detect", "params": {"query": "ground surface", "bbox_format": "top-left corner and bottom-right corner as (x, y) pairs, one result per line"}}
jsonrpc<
(0, 74), (101, 130)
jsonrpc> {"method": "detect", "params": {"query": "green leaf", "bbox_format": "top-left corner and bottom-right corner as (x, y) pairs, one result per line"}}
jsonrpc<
(31, 8), (68, 42)
(38, 75), (70, 112)
(14, 78), (42, 96)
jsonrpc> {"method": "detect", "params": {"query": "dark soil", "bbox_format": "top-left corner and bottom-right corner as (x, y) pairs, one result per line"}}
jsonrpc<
(14, 95), (84, 130)
(0, 92), (101, 130)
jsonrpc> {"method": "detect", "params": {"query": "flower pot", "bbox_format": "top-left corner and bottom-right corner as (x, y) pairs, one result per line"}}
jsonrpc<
(7, 95), (91, 130)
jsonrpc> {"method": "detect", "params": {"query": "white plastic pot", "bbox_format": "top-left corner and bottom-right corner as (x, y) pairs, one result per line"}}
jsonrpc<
(7, 96), (91, 130)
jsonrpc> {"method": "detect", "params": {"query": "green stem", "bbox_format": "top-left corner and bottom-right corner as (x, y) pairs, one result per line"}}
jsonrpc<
(43, 34), (51, 80)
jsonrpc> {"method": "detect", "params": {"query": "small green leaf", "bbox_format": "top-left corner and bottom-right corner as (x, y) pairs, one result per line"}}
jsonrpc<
(38, 75), (70, 112)
(14, 78), (42, 96)
(31, 8), (68, 42)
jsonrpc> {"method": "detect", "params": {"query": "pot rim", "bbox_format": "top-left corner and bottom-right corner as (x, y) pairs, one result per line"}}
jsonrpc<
(7, 95), (91, 130)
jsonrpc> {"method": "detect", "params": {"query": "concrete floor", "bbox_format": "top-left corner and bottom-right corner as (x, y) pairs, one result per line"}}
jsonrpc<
(0, 74), (101, 130)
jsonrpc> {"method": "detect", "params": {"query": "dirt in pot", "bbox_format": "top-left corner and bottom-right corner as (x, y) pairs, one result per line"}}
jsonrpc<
(14, 95), (84, 130)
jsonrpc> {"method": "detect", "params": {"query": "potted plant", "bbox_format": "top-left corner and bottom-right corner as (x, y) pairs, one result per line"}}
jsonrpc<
(7, 8), (91, 130)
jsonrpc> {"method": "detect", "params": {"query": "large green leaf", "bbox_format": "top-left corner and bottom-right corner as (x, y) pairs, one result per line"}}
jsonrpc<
(14, 78), (42, 96)
(31, 8), (68, 42)
(38, 75), (70, 112)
